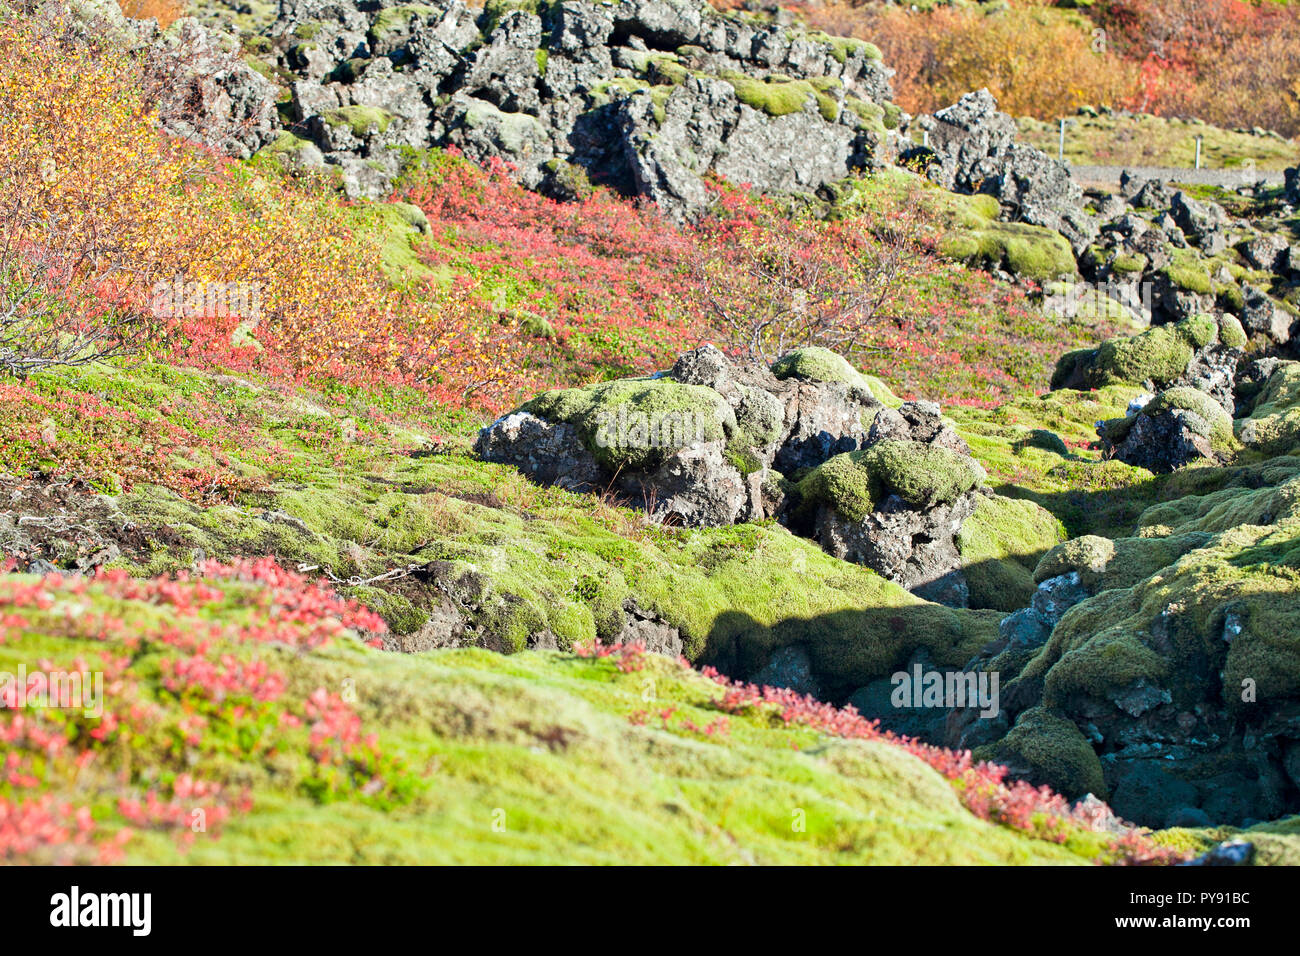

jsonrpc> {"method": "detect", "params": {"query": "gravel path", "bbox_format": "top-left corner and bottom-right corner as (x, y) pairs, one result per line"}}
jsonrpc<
(1070, 164), (1286, 190)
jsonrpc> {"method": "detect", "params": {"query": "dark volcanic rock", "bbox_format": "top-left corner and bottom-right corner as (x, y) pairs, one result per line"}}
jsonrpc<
(910, 89), (1096, 253)
(250, 0), (900, 213)
(1100, 387), (1233, 473)
(477, 345), (1001, 601)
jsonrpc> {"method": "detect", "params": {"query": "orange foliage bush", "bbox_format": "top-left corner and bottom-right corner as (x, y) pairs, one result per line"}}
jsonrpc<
(0, 5), (520, 408)
(794, 0), (1300, 137)
(803, 1), (1138, 118)
(119, 0), (186, 29)
(1093, 0), (1300, 136)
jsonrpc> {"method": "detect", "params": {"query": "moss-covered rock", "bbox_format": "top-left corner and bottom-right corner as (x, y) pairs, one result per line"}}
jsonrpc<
(771, 346), (870, 388)
(1145, 386), (1236, 450)
(957, 495), (1066, 611)
(867, 440), (987, 508)
(1058, 314), (1226, 391)
(940, 220), (1077, 282)
(797, 440), (986, 521)
(1238, 362), (1300, 455)
(720, 70), (839, 122)
(984, 706), (1107, 799)
(522, 378), (735, 471)
(322, 105), (394, 136)
(1034, 531), (1212, 593)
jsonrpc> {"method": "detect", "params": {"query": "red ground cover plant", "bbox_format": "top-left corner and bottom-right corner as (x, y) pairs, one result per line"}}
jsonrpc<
(694, 665), (1187, 864)
(0, 559), (413, 863)
(571, 646), (1187, 864)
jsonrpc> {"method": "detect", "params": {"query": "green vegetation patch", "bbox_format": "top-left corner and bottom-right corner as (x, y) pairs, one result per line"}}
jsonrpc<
(958, 495), (1066, 611)
(522, 378), (734, 471)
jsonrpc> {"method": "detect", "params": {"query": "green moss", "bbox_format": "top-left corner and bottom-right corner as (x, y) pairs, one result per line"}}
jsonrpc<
(795, 452), (880, 523)
(1180, 313), (1219, 349)
(844, 96), (885, 134)
(1034, 532), (1213, 592)
(985, 707), (1107, 799)
(648, 55), (689, 86)
(1216, 282), (1246, 315)
(1118, 382), (1237, 455)
(1089, 325), (1194, 388)
(1111, 253), (1147, 275)
(1018, 522), (1300, 722)
(322, 105), (394, 137)
(798, 440), (986, 521)
(535, 48), (548, 75)
(522, 378), (734, 471)
(2, 569), (1116, 864)
(477, 0), (545, 36)
(1238, 363), (1300, 455)
(958, 495), (1065, 611)
(940, 221), (1077, 282)
(771, 346), (868, 388)
(258, 131), (317, 161)
(810, 32), (882, 64)
(868, 440), (987, 508)
(1144, 386), (1236, 450)
(720, 70), (838, 121)
(1162, 263), (1214, 295)
(1219, 313), (1248, 349)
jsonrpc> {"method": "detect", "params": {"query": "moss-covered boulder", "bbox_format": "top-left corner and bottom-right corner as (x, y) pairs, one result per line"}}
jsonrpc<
(1100, 385), (1238, 473)
(1238, 362), (1300, 455)
(1051, 313), (1242, 394)
(982, 706), (1107, 800)
(478, 345), (885, 526)
(958, 495), (1066, 612)
(977, 513), (1300, 826)
(792, 423), (994, 601)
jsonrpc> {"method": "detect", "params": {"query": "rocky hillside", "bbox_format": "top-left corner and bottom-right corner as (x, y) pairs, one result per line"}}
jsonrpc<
(4, 0), (1300, 866)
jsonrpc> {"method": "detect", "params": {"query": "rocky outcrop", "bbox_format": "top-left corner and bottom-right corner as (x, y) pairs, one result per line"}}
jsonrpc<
(477, 345), (1004, 601)
(1099, 386), (1236, 473)
(1080, 172), (1299, 346)
(477, 344), (882, 527)
(908, 89), (1096, 253)
(249, 0), (901, 212)
(147, 18), (281, 159)
(947, 359), (1300, 827)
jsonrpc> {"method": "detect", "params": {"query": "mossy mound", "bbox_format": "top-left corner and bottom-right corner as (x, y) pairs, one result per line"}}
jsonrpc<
(522, 378), (735, 470)
(1034, 531), (1212, 593)
(771, 346), (868, 388)
(1010, 522), (1300, 724)
(1146, 386), (1236, 450)
(720, 70), (839, 122)
(957, 495), (1066, 611)
(795, 440), (986, 519)
(1135, 469), (1300, 537)
(940, 219), (1077, 282)
(1053, 314), (1235, 391)
(1239, 362), (1300, 455)
(322, 105), (395, 136)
